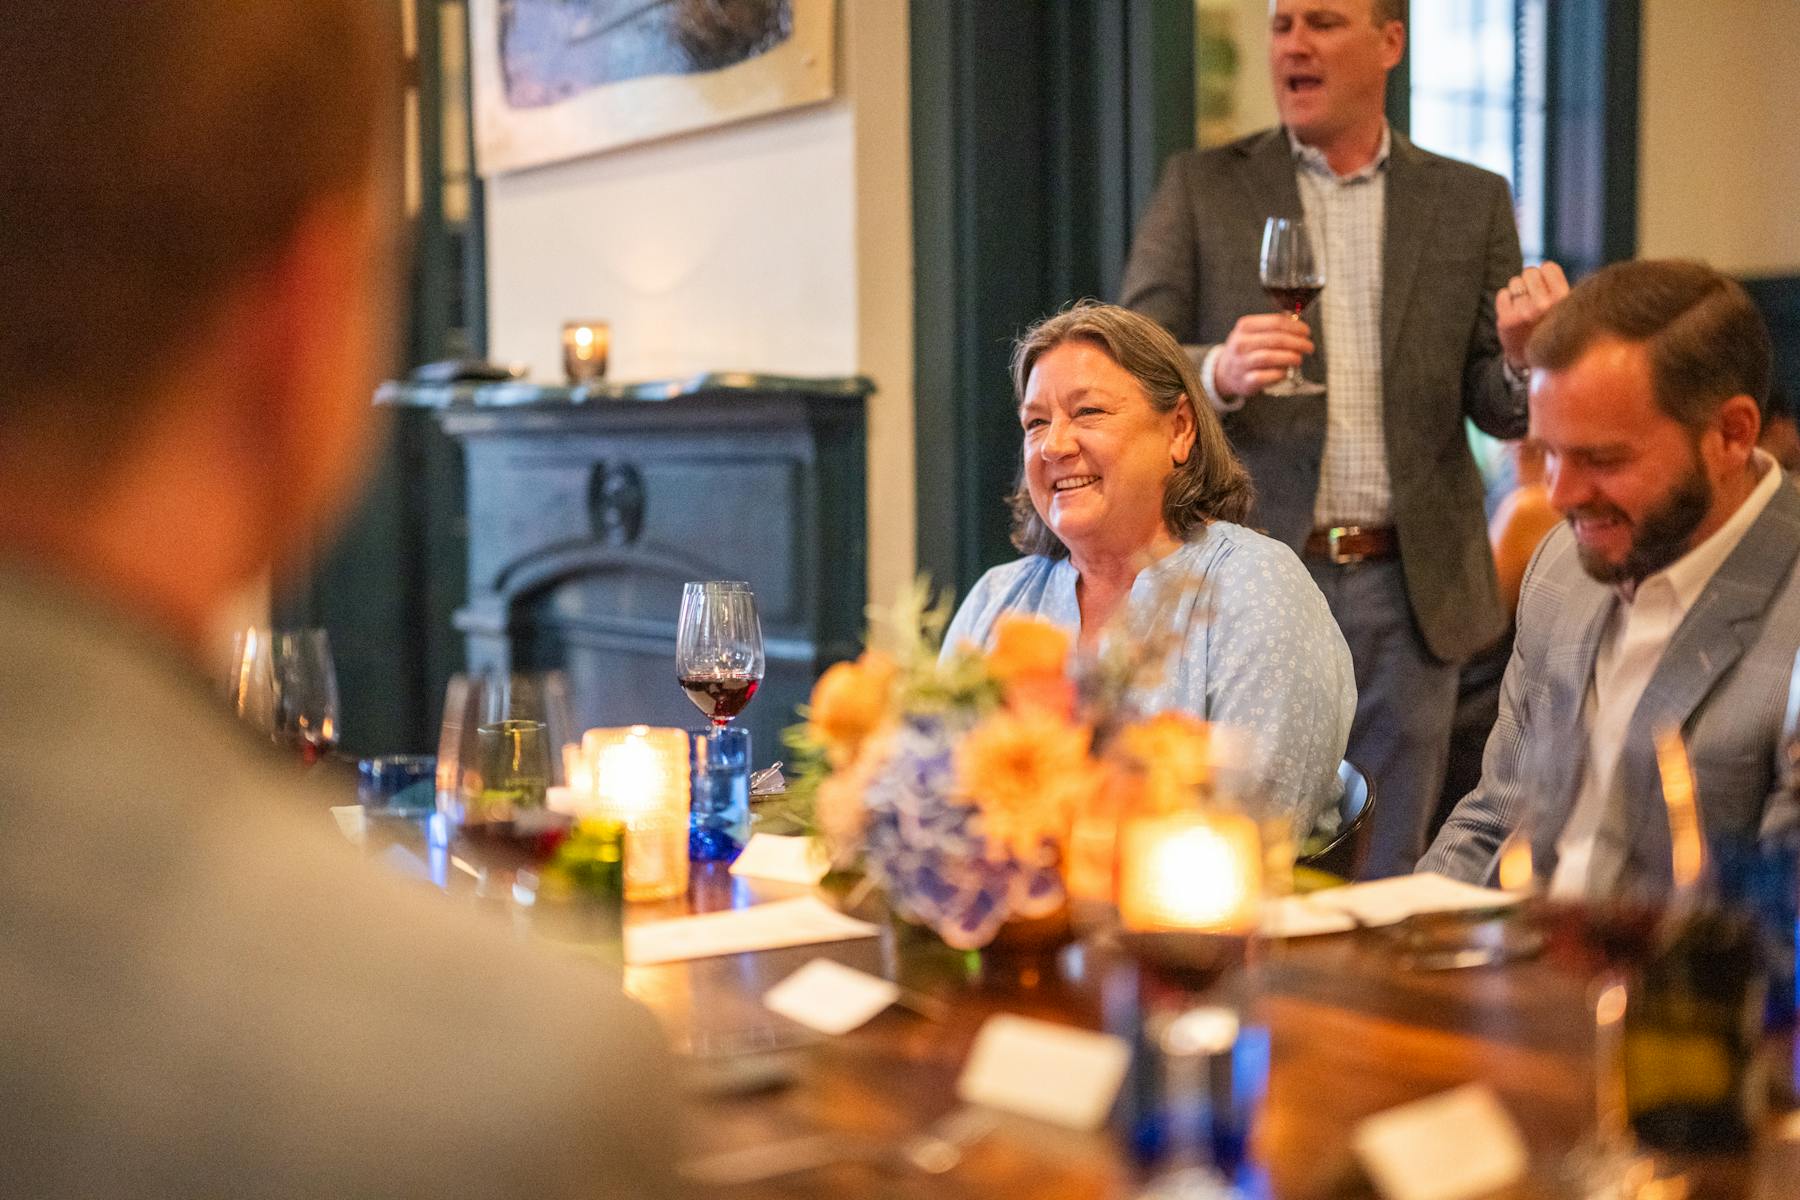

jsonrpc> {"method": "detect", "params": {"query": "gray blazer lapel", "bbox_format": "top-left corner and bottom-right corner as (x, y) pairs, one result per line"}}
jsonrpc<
(1616, 483), (1800, 891)
(1380, 134), (1444, 365)
(1232, 129), (1305, 222)
(1531, 584), (1615, 872)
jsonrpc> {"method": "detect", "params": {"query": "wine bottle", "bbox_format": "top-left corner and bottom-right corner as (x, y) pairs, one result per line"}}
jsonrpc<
(1623, 908), (1766, 1154)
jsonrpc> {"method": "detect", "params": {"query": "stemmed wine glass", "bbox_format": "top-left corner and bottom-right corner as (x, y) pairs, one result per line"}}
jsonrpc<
(227, 627), (340, 765)
(675, 581), (765, 731)
(1258, 216), (1326, 397)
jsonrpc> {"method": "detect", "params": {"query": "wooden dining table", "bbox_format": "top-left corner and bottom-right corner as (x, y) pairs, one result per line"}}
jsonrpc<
(605, 864), (1797, 1200)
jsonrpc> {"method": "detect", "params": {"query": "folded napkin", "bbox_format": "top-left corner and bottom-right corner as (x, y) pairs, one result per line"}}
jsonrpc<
(625, 897), (879, 966)
(729, 833), (829, 886)
(1305, 872), (1521, 928)
(1261, 895), (1358, 938)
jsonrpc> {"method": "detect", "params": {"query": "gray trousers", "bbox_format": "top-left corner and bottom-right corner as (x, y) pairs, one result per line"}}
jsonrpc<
(1306, 557), (1462, 878)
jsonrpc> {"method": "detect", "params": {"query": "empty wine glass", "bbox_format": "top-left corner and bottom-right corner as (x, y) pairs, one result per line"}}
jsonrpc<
(1258, 216), (1326, 397)
(226, 628), (340, 765)
(675, 582), (765, 730)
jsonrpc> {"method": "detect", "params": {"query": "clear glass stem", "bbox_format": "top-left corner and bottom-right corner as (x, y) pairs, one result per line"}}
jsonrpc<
(1283, 312), (1306, 388)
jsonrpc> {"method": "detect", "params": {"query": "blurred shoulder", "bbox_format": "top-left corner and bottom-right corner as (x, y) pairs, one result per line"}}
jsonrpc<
(1398, 135), (1512, 197)
(1160, 128), (1283, 182)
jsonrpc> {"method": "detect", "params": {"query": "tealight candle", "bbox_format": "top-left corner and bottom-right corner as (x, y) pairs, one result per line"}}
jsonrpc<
(564, 725), (690, 901)
(561, 320), (610, 384)
(1118, 809), (1262, 935)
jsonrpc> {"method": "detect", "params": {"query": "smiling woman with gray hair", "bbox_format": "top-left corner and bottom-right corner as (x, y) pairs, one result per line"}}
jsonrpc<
(943, 302), (1355, 824)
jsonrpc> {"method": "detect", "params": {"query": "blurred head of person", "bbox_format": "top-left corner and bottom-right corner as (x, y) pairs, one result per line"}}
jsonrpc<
(0, 2), (398, 656)
(1268, 0), (1405, 157)
(1008, 303), (1253, 569)
(1526, 259), (1770, 588)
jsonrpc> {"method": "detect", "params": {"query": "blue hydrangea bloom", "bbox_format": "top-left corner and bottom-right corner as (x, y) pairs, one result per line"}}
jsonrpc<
(860, 715), (1065, 950)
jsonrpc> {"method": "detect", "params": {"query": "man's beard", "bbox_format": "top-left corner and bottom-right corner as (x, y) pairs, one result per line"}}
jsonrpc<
(1569, 457), (1714, 586)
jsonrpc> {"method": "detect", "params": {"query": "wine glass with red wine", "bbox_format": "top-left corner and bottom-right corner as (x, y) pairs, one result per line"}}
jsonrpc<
(1258, 216), (1326, 397)
(676, 581), (765, 730)
(227, 627), (340, 765)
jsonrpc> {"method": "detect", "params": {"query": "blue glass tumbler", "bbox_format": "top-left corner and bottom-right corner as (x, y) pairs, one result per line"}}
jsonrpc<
(357, 754), (437, 816)
(690, 727), (751, 862)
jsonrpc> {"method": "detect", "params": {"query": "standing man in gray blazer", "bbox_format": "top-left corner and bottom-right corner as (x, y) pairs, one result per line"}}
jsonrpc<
(1423, 260), (1800, 896)
(0, 6), (688, 1198)
(1121, 0), (1567, 875)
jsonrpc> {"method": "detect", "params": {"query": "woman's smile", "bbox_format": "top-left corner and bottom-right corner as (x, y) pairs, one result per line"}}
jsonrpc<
(1052, 474), (1100, 493)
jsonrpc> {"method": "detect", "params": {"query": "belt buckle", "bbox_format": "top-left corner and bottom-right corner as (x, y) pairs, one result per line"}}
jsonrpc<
(1326, 525), (1358, 565)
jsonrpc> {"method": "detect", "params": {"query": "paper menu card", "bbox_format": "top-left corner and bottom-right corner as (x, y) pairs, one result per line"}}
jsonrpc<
(625, 897), (879, 966)
(729, 834), (830, 886)
(956, 1014), (1131, 1131)
(1305, 873), (1520, 928)
(763, 959), (900, 1035)
(1352, 1084), (1528, 1200)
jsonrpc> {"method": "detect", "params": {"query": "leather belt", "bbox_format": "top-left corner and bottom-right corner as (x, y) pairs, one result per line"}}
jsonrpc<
(1303, 524), (1398, 565)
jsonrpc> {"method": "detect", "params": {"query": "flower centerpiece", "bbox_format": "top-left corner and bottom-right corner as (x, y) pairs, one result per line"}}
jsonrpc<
(780, 580), (1237, 950)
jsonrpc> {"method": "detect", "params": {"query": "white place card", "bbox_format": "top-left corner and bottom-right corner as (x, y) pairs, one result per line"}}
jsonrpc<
(956, 1014), (1131, 1131)
(729, 834), (830, 886)
(762, 959), (900, 1035)
(1352, 1084), (1528, 1200)
(1261, 895), (1359, 938)
(1308, 872), (1521, 928)
(625, 896), (879, 966)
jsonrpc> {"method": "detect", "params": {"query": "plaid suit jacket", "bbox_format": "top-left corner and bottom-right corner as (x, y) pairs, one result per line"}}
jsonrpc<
(1420, 478), (1800, 895)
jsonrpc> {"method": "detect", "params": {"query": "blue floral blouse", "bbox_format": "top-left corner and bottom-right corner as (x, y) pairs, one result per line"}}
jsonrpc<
(942, 521), (1355, 826)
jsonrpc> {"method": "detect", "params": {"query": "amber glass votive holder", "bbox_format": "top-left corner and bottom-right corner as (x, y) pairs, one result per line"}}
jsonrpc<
(562, 320), (610, 384)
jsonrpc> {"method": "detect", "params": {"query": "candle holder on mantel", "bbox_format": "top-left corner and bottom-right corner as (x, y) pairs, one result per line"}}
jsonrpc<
(561, 320), (610, 384)
(553, 725), (690, 901)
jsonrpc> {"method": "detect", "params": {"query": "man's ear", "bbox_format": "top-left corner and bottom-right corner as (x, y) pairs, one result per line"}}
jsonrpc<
(1380, 19), (1406, 73)
(1714, 393), (1763, 465)
(242, 183), (392, 571)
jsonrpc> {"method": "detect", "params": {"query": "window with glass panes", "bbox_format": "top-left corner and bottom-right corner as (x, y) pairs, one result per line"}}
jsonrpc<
(1409, 0), (1547, 261)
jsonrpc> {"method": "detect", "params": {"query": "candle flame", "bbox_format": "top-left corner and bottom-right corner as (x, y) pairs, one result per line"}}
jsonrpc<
(1497, 831), (1534, 892)
(1654, 728), (1705, 892)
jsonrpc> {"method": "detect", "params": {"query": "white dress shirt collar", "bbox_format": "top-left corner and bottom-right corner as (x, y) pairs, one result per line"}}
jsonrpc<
(1621, 449), (1783, 612)
(1286, 121), (1392, 183)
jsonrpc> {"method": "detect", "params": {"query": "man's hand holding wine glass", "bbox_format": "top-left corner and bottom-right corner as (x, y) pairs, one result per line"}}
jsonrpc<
(1213, 313), (1318, 399)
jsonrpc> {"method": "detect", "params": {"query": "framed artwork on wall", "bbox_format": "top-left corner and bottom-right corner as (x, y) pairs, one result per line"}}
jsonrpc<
(470, 0), (836, 175)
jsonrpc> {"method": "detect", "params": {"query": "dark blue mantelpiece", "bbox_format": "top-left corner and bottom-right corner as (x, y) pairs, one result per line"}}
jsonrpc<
(401, 373), (872, 759)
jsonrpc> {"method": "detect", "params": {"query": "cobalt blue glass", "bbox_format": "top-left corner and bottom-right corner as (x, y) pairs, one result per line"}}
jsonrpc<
(690, 727), (751, 862)
(357, 754), (437, 816)
(1710, 831), (1798, 1033)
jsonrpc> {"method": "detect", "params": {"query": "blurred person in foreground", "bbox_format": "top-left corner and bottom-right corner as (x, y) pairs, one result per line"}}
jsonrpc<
(944, 303), (1355, 827)
(1120, 0), (1568, 876)
(1422, 261), (1800, 897)
(0, 6), (685, 1198)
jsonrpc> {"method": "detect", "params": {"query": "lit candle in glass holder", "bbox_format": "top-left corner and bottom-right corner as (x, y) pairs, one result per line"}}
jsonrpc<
(563, 725), (690, 901)
(561, 320), (610, 385)
(1118, 809), (1262, 935)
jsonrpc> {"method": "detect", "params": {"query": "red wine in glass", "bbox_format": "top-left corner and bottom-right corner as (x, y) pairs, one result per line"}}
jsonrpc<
(678, 673), (760, 725)
(1258, 216), (1326, 397)
(1262, 283), (1322, 317)
(282, 729), (335, 767)
(675, 581), (766, 732)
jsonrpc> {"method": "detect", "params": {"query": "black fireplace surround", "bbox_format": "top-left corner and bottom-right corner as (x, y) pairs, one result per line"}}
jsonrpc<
(376, 373), (871, 761)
